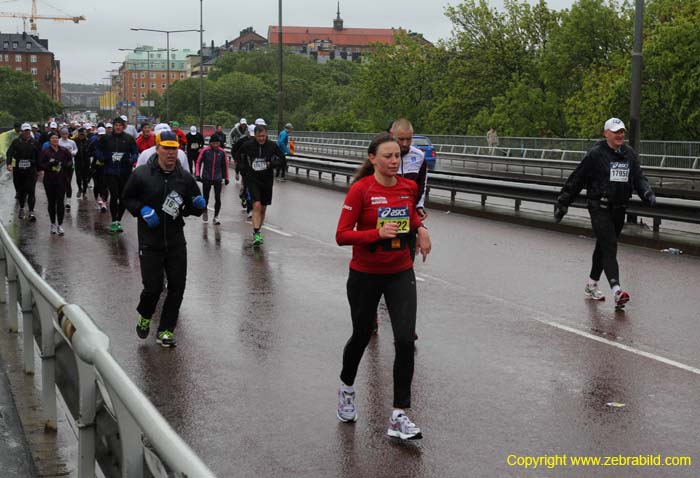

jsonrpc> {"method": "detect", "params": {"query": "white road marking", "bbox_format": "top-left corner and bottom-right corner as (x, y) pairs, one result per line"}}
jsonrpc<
(536, 317), (700, 376)
(262, 225), (293, 237)
(416, 276), (425, 282)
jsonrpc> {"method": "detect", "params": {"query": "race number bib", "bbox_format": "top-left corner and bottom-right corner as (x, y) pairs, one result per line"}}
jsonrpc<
(17, 160), (31, 169)
(252, 158), (268, 171)
(376, 207), (410, 234)
(610, 162), (629, 183)
(162, 191), (183, 219)
(112, 152), (124, 162)
(190, 143), (199, 149)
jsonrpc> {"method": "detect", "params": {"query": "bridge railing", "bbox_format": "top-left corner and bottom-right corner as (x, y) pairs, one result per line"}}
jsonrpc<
(0, 222), (216, 478)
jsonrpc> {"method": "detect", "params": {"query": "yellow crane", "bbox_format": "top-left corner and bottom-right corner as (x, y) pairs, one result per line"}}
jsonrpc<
(0, 0), (85, 32)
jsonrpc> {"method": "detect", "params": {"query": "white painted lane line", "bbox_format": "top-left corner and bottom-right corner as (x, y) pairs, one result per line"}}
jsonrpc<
(262, 225), (293, 237)
(416, 276), (426, 282)
(536, 317), (700, 376)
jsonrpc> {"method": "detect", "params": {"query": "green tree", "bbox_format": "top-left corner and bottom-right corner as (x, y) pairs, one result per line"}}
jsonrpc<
(0, 67), (61, 120)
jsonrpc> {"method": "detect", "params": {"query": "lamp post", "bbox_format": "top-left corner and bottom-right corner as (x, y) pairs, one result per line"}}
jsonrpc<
(199, 0), (204, 134)
(277, 0), (283, 132)
(130, 28), (200, 122)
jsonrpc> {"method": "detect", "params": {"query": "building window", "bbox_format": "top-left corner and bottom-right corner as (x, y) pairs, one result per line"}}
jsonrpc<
(161, 83), (166, 89)
(140, 93), (145, 98)
(161, 73), (166, 79)
(170, 73), (175, 79)
(15, 54), (21, 62)
(31, 67), (37, 75)
(132, 82), (136, 88)
(138, 72), (143, 78)
(170, 63), (175, 70)
(132, 93), (136, 98)
(26, 42), (31, 50)
(150, 72), (155, 79)
(12, 41), (18, 49)
(4, 54), (8, 61)
(150, 82), (155, 89)
(179, 72), (185, 79)
(140, 83), (145, 88)
(132, 72), (138, 79)
(2, 42), (7, 49)
(30, 55), (37, 63)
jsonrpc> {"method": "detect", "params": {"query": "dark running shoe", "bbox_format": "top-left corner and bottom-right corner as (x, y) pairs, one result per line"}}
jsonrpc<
(156, 330), (176, 348)
(136, 316), (151, 339)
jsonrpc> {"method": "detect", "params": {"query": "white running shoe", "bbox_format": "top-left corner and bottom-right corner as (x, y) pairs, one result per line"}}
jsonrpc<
(387, 413), (422, 440)
(50, 224), (57, 235)
(213, 216), (220, 225)
(57, 225), (65, 236)
(584, 283), (605, 301)
(202, 210), (208, 222)
(336, 387), (357, 423)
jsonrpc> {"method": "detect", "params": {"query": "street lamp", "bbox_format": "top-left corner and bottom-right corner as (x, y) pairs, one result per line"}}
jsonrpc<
(119, 47), (169, 122)
(277, 0), (283, 132)
(130, 27), (200, 122)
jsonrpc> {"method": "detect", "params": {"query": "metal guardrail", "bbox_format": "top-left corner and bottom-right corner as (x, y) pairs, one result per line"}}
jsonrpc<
(0, 221), (216, 478)
(287, 156), (700, 231)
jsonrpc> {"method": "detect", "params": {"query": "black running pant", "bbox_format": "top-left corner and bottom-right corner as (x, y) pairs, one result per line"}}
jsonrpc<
(340, 267), (417, 409)
(137, 245), (187, 333)
(93, 171), (108, 201)
(65, 168), (74, 199)
(274, 157), (287, 178)
(589, 206), (626, 288)
(105, 174), (129, 221)
(75, 161), (90, 194)
(13, 172), (36, 211)
(44, 182), (65, 225)
(202, 180), (222, 216)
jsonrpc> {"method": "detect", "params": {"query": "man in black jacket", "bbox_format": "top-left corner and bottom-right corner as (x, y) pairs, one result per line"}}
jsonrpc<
(554, 117), (656, 310)
(6, 123), (39, 221)
(123, 131), (206, 348)
(238, 124), (285, 246)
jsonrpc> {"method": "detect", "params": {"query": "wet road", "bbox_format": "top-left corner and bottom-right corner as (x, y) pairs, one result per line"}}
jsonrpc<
(3, 172), (700, 477)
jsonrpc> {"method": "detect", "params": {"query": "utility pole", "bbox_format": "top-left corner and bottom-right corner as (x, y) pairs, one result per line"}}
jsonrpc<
(627, 0), (644, 225)
(199, 0), (204, 133)
(277, 0), (283, 132)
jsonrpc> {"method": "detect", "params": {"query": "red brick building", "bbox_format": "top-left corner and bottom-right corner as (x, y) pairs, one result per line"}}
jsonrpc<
(224, 27), (268, 52)
(0, 32), (61, 101)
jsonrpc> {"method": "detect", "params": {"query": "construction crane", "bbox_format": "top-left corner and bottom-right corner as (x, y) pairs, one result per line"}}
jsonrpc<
(0, 0), (85, 32)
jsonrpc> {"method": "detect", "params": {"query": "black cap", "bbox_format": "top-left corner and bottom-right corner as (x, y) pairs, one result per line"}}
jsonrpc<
(13, 122), (21, 130)
(113, 117), (126, 125)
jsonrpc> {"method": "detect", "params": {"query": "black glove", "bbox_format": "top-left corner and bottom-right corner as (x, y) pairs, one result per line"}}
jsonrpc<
(554, 203), (568, 223)
(225, 179), (230, 185)
(644, 190), (657, 206)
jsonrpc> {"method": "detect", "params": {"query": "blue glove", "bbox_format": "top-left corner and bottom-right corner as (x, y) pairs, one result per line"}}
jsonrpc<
(140, 206), (159, 228)
(192, 195), (206, 209)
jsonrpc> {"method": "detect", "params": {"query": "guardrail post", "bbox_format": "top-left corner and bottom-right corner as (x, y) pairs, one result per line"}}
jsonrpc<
(7, 259), (18, 333)
(331, 173), (336, 182)
(76, 359), (97, 478)
(0, 245), (7, 304)
(450, 190), (456, 206)
(17, 272), (34, 375)
(515, 199), (521, 212)
(653, 217), (661, 233)
(35, 296), (57, 430)
(103, 382), (145, 478)
(481, 195), (487, 207)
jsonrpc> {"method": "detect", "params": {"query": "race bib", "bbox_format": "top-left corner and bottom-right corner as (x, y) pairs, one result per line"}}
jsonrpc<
(610, 162), (629, 183)
(252, 158), (268, 171)
(112, 152), (124, 162)
(162, 190), (183, 219)
(190, 143), (199, 149)
(17, 159), (31, 169)
(376, 207), (410, 234)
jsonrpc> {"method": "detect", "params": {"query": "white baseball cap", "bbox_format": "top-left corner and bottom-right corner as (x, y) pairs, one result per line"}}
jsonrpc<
(105, 122), (113, 128)
(120, 115), (128, 122)
(240, 118), (247, 124)
(97, 127), (106, 135)
(49, 121), (57, 128)
(153, 123), (171, 134)
(84, 123), (93, 129)
(254, 118), (266, 126)
(604, 118), (626, 132)
(20, 123), (31, 131)
(190, 126), (197, 133)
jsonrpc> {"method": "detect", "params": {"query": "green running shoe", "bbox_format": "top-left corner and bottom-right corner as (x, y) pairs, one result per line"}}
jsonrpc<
(253, 232), (263, 246)
(136, 316), (151, 339)
(109, 221), (119, 234)
(116, 221), (124, 233)
(156, 330), (176, 348)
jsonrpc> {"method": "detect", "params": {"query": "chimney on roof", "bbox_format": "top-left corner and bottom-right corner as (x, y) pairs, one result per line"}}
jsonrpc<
(333, 1), (344, 31)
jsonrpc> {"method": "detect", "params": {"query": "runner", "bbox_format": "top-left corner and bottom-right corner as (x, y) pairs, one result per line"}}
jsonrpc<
(238, 123), (285, 246)
(195, 132), (229, 225)
(135, 123), (155, 152)
(136, 124), (190, 171)
(275, 123), (292, 181)
(186, 125), (204, 173)
(6, 123), (39, 221)
(73, 128), (91, 200)
(335, 132), (431, 440)
(123, 130), (206, 348)
(37, 132), (73, 235)
(89, 127), (109, 212)
(58, 128), (77, 210)
(95, 117), (139, 234)
(554, 117), (656, 309)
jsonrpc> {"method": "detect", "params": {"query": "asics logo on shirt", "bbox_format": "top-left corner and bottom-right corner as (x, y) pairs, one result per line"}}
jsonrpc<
(379, 207), (408, 218)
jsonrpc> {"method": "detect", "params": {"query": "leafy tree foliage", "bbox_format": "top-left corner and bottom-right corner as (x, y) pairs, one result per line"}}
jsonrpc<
(0, 67), (61, 122)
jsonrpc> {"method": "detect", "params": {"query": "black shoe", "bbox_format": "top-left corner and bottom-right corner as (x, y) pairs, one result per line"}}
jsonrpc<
(65, 204), (71, 210)
(136, 316), (151, 339)
(156, 330), (176, 348)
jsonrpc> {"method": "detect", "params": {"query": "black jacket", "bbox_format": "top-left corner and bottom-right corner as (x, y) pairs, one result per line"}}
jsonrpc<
(123, 156), (203, 249)
(6, 136), (39, 174)
(185, 132), (205, 158)
(74, 137), (91, 169)
(557, 140), (653, 208)
(238, 139), (285, 176)
(95, 132), (139, 176)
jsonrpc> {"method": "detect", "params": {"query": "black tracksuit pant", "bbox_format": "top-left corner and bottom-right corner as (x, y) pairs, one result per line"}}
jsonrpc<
(105, 174), (129, 221)
(65, 169), (74, 199)
(137, 244), (187, 333)
(340, 267), (417, 409)
(202, 180), (222, 216)
(13, 172), (36, 211)
(44, 182), (65, 225)
(274, 157), (287, 178)
(588, 205), (626, 288)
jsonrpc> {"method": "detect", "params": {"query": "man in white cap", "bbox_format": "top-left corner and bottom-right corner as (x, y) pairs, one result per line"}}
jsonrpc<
(554, 117), (656, 310)
(122, 115), (138, 138)
(185, 125), (204, 172)
(230, 118), (249, 145)
(89, 126), (109, 211)
(6, 123), (39, 221)
(136, 123), (190, 171)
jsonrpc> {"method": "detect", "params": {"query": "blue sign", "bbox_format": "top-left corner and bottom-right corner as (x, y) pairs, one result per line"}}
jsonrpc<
(129, 101), (137, 107)
(117, 101), (125, 107)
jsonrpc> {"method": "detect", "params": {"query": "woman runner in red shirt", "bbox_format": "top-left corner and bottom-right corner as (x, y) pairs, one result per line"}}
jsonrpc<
(335, 133), (432, 440)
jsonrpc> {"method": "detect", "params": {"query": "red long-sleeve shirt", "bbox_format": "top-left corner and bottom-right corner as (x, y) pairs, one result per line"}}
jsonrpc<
(336, 175), (423, 274)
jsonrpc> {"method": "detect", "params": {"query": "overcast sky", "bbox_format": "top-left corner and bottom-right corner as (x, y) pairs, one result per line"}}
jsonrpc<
(1, 0), (575, 84)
